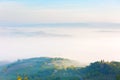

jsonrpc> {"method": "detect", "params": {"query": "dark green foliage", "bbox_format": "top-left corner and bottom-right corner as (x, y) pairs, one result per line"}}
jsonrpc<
(116, 74), (120, 80)
(80, 61), (120, 80)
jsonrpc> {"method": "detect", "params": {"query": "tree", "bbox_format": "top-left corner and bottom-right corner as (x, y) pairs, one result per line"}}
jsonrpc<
(17, 76), (22, 80)
(116, 74), (120, 80)
(24, 76), (28, 80)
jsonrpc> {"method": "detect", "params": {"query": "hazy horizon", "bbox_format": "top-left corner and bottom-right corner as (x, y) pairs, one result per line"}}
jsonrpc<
(0, 0), (120, 64)
(0, 24), (120, 64)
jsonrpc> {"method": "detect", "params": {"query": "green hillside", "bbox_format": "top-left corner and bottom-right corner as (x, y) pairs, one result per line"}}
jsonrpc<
(0, 57), (83, 80)
(0, 58), (120, 80)
(80, 60), (120, 80)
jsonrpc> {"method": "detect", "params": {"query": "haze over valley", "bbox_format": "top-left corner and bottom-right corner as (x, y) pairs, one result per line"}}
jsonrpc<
(1, 0), (120, 80)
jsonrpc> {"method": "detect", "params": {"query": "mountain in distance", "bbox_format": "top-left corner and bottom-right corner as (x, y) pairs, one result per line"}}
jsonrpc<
(0, 61), (10, 66)
(0, 61), (10, 71)
(0, 57), (120, 80)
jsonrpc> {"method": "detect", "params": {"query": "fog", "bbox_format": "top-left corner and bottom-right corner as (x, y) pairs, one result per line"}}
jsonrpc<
(0, 25), (120, 63)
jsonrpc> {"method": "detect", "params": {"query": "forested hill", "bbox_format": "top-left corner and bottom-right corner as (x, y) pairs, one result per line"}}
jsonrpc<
(81, 61), (120, 80)
(0, 57), (83, 80)
(0, 57), (120, 80)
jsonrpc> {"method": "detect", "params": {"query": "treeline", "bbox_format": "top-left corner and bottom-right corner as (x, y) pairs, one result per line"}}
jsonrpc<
(80, 60), (120, 80)
(1, 58), (120, 80)
(16, 67), (81, 80)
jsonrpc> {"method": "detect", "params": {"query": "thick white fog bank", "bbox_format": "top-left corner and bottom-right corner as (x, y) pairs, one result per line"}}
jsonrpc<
(0, 26), (120, 63)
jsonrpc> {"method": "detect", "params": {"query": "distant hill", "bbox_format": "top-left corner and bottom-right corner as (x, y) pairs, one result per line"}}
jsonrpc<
(0, 61), (10, 66)
(0, 57), (83, 80)
(0, 58), (120, 80)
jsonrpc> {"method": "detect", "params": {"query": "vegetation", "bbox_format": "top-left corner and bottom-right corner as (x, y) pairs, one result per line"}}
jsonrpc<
(1, 57), (120, 80)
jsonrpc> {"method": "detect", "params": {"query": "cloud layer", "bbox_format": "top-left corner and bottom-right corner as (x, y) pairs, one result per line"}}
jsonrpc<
(0, 26), (120, 63)
(0, 27), (72, 37)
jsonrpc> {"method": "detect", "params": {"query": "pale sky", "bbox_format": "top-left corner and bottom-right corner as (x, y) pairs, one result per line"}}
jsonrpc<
(0, 0), (120, 63)
(0, 0), (120, 24)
